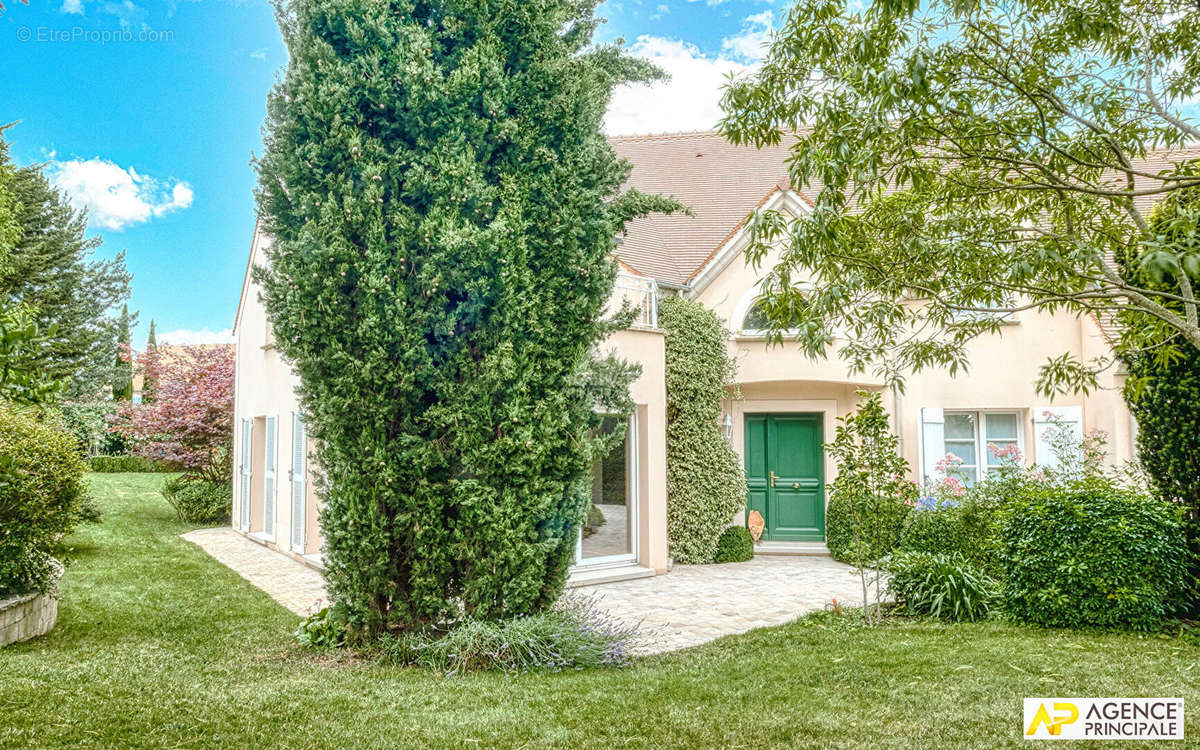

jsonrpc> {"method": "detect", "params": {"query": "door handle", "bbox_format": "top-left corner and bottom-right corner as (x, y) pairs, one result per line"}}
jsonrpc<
(769, 470), (778, 487)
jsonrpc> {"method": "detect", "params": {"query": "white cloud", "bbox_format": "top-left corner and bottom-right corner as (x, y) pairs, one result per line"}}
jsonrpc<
(101, 0), (145, 29)
(60, 0), (84, 14)
(687, 0), (728, 7)
(649, 3), (669, 19)
(722, 10), (774, 63)
(49, 158), (194, 231)
(158, 328), (234, 346)
(604, 36), (757, 135)
(250, 48), (267, 60)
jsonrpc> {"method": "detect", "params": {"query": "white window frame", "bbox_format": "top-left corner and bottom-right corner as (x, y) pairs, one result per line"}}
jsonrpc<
(942, 410), (1024, 485)
(572, 413), (639, 569)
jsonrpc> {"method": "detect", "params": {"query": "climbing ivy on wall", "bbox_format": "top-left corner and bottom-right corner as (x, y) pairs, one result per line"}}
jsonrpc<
(660, 296), (748, 564)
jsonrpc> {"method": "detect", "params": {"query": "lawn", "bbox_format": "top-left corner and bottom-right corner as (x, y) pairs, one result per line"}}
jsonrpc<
(2, 473), (1199, 749)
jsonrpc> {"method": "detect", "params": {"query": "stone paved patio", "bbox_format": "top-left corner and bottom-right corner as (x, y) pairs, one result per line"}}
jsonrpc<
(182, 528), (327, 616)
(577, 556), (868, 652)
(183, 527), (868, 653)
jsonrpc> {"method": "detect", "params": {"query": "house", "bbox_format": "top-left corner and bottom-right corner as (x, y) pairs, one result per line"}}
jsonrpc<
(232, 130), (1158, 584)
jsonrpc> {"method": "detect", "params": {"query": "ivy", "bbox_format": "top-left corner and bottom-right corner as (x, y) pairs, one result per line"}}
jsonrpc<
(660, 297), (747, 565)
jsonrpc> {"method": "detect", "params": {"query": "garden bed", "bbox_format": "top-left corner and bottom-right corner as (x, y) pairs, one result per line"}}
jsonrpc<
(0, 590), (57, 648)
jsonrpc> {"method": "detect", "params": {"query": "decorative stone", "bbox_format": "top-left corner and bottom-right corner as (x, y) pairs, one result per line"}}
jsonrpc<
(0, 590), (58, 648)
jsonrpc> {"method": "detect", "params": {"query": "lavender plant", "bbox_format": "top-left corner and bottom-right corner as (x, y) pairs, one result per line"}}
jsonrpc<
(379, 594), (650, 675)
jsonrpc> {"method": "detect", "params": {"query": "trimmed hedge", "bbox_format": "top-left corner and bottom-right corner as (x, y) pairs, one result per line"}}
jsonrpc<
(826, 494), (908, 564)
(660, 298), (748, 564)
(898, 506), (969, 557)
(713, 526), (754, 563)
(89, 455), (174, 473)
(161, 475), (232, 524)
(0, 406), (92, 597)
(1001, 483), (1188, 630)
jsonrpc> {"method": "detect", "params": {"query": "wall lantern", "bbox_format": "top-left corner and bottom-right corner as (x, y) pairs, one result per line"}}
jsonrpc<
(721, 413), (733, 440)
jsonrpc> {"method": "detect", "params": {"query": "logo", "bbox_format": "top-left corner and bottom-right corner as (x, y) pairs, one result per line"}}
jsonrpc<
(1024, 698), (1184, 740)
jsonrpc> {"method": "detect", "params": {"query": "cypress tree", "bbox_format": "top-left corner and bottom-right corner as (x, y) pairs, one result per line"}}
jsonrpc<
(142, 320), (158, 404)
(112, 304), (133, 401)
(256, 0), (678, 635)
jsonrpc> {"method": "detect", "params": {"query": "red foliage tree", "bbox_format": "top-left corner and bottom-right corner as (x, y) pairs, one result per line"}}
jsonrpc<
(112, 344), (234, 483)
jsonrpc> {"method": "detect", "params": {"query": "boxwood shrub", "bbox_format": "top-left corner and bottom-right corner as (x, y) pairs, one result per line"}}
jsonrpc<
(899, 505), (969, 557)
(0, 407), (92, 597)
(826, 493), (909, 565)
(1001, 483), (1188, 630)
(161, 475), (232, 524)
(713, 526), (754, 563)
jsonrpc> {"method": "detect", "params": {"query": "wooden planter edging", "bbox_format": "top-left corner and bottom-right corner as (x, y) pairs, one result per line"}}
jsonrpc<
(0, 590), (58, 647)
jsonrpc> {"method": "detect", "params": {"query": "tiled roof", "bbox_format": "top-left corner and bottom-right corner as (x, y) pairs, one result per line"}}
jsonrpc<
(609, 131), (816, 284)
(609, 130), (1200, 286)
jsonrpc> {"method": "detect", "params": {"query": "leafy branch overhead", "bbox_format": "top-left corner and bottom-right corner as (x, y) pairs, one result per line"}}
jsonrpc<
(721, 0), (1200, 395)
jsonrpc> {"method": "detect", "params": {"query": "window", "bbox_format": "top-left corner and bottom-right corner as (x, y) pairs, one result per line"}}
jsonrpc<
(942, 410), (1022, 485)
(740, 295), (813, 334)
(742, 299), (771, 332)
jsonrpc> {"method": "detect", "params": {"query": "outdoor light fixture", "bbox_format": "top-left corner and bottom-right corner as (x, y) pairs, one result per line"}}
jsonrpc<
(721, 413), (733, 440)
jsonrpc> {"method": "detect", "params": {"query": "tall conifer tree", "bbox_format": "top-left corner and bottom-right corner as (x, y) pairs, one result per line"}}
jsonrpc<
(111, 304), (133, 401)
(256, 0), (678, 633)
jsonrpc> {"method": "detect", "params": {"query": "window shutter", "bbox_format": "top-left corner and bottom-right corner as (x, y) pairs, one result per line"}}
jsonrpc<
(290, 412), (307, 553)
(264, 416), (277, 538)
(919, 407), (945, 486)
(1033, 405), (1083, 469)
(239, 419), (252, 530)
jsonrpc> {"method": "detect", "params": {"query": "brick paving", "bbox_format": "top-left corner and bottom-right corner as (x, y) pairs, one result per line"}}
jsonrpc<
(182, 528), (327, 616)
(576, 555), (870, 652)
(184, 527), (870, 653)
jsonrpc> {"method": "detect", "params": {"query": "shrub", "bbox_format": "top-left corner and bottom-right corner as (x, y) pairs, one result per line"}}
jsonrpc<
(0, 406), (91, 597)
(295, 605), (347, 649)
(886, 551), (997, 621)
(826, 492), (910, 564)
(713, 526), (754, 563)
(660, 297), (748, 564)
(898, 504), (969, 557)
(377, 595), (646, 674)
(57, 401), (120, 456)
(1001, 482), (1188, 630)
(1119, 187), (1200, 612)
(88, 454), (173, 473)
(161, 475), (231, 524)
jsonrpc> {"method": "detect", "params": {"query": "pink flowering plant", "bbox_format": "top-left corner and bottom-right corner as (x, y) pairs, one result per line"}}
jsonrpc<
(111, 344), (235, 484)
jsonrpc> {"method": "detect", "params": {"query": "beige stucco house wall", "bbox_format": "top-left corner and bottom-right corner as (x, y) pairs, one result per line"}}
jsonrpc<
(232, 130), (1151, 579)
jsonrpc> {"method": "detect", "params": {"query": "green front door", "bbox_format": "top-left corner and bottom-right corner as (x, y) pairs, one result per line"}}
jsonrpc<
(745, 414), (825, 541)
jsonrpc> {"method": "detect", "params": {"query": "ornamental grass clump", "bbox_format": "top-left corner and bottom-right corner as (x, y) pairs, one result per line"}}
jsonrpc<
(378, 594), (647, 675)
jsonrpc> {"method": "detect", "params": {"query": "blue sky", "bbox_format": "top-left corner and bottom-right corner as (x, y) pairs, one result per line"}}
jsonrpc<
(0, 0), (773, 344)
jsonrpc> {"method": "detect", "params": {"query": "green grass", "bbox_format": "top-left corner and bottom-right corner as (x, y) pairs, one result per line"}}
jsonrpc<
(3, 473), (1200, 748)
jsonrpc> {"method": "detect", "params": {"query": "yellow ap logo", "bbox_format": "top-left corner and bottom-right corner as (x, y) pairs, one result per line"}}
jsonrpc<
(1026, 702), (1080, 736)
